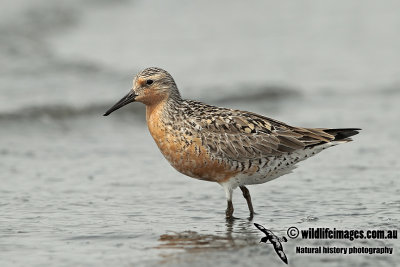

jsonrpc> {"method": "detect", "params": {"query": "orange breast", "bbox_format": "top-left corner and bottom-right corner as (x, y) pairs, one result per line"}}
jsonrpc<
(146, 103), (239, 182)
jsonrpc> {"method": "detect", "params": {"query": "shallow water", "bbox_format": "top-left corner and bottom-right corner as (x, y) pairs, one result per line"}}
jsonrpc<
(1, 1), (399, 266)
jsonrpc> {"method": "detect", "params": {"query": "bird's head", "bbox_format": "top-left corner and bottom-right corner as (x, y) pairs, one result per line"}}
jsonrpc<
(260, 236), (269, 243)
(104, 67), (180, 116)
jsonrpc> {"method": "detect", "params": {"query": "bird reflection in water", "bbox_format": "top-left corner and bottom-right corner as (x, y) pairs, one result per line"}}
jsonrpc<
(156, 220), (257, 262)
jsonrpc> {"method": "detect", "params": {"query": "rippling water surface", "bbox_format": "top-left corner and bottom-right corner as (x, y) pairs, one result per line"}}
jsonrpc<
(1, 1), (399, 266)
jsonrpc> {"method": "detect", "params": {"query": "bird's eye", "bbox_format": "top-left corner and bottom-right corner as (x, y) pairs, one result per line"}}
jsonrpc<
(146, 79), (153, 85)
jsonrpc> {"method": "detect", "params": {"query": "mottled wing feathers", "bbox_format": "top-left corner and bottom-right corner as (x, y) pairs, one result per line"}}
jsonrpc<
(182, 101), (339, 161)
(198, 116), (307, 160)
(179, 100), (360, 162)
(201, 131), (283, 160)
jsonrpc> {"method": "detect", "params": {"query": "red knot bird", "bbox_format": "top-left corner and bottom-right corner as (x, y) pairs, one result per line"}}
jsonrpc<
(104, 67), (360, 219)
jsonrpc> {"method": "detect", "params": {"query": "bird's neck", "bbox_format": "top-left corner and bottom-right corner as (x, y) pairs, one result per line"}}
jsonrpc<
(145, 97), (183, 156)
(145, 97), (181, 126)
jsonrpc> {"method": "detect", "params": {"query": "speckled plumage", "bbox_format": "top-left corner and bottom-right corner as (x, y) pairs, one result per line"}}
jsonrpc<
(104, 67), (360, 219)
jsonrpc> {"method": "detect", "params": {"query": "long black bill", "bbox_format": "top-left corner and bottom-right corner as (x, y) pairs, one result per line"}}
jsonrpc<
(103, 91), (137, 116)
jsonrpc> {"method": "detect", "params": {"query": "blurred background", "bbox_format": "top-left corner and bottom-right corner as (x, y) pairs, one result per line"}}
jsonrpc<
(1, 0), (399, 266)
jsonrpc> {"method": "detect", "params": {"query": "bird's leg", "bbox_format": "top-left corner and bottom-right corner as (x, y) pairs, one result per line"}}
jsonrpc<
(226, 199), (234, 219)
(224, 187), (234, 219)
(239, 185), (255, 217)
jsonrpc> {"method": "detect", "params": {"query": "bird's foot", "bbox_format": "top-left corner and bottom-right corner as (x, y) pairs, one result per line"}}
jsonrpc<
(225, 210), (235, 220)
(225, 215), (239, 222)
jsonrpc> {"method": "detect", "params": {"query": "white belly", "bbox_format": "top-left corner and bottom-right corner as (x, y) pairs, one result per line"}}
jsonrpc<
(221, 143), (336, 190)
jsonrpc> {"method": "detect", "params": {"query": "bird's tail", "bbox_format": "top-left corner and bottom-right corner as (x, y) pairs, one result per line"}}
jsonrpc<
(322, 128), (361, 142)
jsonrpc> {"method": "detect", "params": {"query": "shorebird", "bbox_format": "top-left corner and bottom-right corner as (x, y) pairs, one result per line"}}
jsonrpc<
(104, 67), (360, 219)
